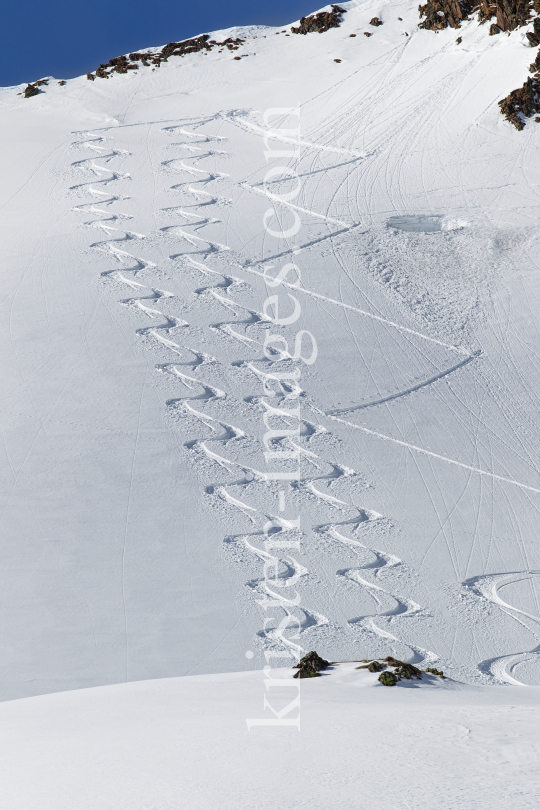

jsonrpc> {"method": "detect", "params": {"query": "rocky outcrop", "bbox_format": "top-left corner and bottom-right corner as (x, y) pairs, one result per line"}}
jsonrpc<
(356, 656), (443, 685)
(418, 0), (540, 128)
(530, 41), (540, 71)
(419, 0), (535, 30)
(86, 34), (245, 80)
(418, 0), (471, 30)
(21, 79), (48, 96)
(500, 16), (540, 129)
(477, 0), (534, 29)
(425, 667), (446, 678)
(291, 5), (346, 35)
(499, 75), (540, 129)
(378, 671), (398, 686)
(293, 650), (330, 678)
(388, 658), (424, 681)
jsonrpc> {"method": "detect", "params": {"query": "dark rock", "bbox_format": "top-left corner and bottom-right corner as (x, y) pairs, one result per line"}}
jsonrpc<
(334, 58), (342, 62)
(350, 33), (356, 36)
(382, 656), (423, 680)
(364, 31), (373, 36)
(58, 80), (66, 85)
(419, 0), (540, 129)
(394, 662), (423, 680)
(370, 17), (383, 25)
(419, 0), (471, 31)
(291, 5), (346, 35)
(378, 671), (398, 686)
(233, 56), (241, 60)
(425, 667), (446, 678)
(294, 651), (330, 672)
(497, 0), (533, 31)
(91, 34), (216, 78)
(456, 35), (463, 40)
(477, 0), (534, 31)
(24, 84), (39, 98)
(86, 73), (94, 81)
(129, 51), (153, 61)
(294, 664), (321, 678)
(499, 75), (540, 128)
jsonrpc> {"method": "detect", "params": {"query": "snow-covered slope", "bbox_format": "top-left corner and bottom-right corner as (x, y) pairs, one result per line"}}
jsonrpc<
(0, 666), (539, 809)
(2, 0), (540, 700)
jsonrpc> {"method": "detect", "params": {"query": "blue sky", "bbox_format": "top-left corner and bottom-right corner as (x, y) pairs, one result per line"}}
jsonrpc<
(0, 1), (321, 86)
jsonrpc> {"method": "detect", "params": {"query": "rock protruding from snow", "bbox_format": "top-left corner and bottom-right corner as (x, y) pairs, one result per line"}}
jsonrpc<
(418, 0), (470, 31)
(357, 657), (443, 685)
(499, 75), (540, 128)
(378, 671), (398, 685)
(418, 0), (540, 128)
(419, 0), (536, 31)
(291, 5), (346, 35)
(478, 0), (533, 31)
(24, 84), (39, 98)
(86, 34), (246, 81)
(293, 650), (330, 678)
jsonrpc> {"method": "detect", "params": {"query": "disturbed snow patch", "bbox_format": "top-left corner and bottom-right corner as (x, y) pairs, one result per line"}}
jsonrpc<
(337, 224), (496, 341)
(387, 215), (442, 233)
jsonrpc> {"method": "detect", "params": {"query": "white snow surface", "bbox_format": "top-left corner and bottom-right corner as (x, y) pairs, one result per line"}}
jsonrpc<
(2, 0), (540, 701)
(1, 665), (539, 809)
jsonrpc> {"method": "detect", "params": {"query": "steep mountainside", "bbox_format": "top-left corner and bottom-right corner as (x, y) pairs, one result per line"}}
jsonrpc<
(2, 0), (540, 700)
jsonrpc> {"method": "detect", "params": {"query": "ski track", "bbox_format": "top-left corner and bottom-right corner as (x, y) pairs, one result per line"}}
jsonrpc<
(68, 116), (494, 673)
(462, 572), (540, 685)
(314, 518), (437, 667)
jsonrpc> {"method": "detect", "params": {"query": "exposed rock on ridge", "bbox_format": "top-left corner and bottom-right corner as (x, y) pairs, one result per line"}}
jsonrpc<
(291, 5), (346, 35)
(418, 0), (472, 30)
(419, 0), (538, 30)
(419, 0), (540, 128)
(86, 34), (245, 80)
